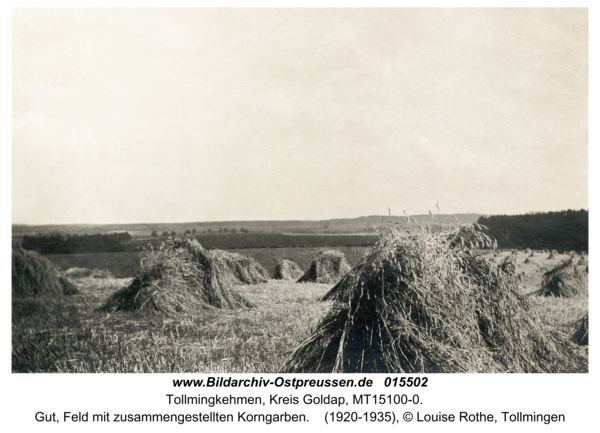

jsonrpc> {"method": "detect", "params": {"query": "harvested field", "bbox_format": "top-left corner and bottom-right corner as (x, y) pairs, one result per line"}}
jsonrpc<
(46, 251), (141, 278)
(273, 259), (304, 280)
(63, 267), (114, 279)
(12, 276), (331, 373)
(12, 246), (79, 298)
(297, 249), (352, 284)
(534, 260), (586, 298)
(101, 238), (258, 313)
(284, 225), (586, 373)
(12, 239), (587, 373)
(228, 246), (367, 277)
(44, 247), (369, 279)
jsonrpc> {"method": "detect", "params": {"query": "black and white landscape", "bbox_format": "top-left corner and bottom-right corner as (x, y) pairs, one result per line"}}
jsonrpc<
(12, 8), (588, 373)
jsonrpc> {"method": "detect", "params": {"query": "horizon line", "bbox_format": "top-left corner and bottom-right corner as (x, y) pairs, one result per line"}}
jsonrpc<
(11, 209), (589, 227)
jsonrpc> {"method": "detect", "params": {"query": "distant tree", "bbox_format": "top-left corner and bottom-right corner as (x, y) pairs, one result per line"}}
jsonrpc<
(184, 229), (191, 236)
(192, 228), (196, 235)
(151, 230), (159, 238)
(218, 228), (223, 233)
(477, 209), (588, 251)
(230, 228), (237, 234)
(207, 229), (212, 233)
(224, 228), (229, 233)
(162, 231), (169, 237)
(22, 232), (127, 254)
(170, 230), (176, 237)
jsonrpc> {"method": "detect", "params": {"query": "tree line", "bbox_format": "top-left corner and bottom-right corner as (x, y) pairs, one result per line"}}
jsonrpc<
(151, 227), (250, 237)
(21, 232), (132, 254)
(477, 209), (588, 252)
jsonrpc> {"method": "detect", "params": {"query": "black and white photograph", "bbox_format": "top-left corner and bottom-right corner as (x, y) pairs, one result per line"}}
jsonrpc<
(6, 4), (595, 431)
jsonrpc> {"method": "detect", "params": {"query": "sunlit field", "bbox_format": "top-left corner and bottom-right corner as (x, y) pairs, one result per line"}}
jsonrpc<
(13, 248), (587, 373)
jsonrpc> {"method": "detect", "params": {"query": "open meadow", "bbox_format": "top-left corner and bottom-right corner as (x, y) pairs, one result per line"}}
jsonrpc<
(13, 243), (588, 373)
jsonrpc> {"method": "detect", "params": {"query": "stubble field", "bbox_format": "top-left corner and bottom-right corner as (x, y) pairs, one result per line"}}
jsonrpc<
(12, 248), (588, 373)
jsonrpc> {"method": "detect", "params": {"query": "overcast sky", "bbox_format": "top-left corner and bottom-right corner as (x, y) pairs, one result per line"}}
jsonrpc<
(12, 8), (588, 225)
